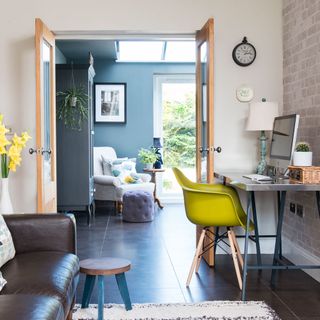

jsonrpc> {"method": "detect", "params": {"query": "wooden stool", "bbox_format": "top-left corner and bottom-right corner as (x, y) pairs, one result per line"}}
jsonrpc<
(80, 257), (132, 320)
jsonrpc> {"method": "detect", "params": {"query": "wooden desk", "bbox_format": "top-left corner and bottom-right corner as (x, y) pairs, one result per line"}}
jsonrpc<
(143, 168), (165, 209)
(215, 172), (320, 301)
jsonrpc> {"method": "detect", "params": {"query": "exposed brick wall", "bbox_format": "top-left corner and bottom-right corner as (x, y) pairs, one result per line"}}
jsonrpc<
(283, 0), (320, 256)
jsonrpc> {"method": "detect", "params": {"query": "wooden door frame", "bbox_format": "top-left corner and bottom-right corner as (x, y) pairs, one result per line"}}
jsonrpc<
(196, 18), (214, 183)
(35, 18), (57, 212)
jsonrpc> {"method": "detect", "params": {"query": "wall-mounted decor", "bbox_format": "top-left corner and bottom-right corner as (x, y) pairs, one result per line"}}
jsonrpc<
(232, 37), (256, 67)
(95, 83), (126, 123)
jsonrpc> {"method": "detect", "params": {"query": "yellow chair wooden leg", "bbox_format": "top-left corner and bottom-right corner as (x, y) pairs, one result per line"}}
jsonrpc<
(186, 228), (206, 287)
(228, 229), (243, 290)
(231, 229), (243, 269)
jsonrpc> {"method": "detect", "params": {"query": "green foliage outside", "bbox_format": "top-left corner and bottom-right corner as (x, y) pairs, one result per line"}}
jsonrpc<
(162, 93), (195, 168)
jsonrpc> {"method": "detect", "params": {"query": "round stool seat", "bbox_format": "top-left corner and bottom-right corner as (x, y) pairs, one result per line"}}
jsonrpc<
(80, 257), (131, 276)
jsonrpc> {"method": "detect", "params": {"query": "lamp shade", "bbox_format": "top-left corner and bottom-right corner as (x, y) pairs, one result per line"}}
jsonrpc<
(246, 101), (279, 131)
(153, 137), (162, 148)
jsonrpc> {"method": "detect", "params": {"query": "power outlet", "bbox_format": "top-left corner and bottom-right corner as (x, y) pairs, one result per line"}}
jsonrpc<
(297, 204), (304, 218)
(290, 202), (296, 214)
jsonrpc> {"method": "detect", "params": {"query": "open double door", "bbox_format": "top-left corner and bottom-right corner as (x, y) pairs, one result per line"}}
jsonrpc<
(34, 19), (218, 251)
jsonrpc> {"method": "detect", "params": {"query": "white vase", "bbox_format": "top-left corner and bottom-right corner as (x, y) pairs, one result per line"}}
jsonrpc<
(145, 163), (153, 170)
(293, 151), (313, 166)
(0, 178), (13, 214)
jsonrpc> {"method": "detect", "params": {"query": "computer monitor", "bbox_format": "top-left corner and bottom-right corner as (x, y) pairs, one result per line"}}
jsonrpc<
(269, 114), (300, 174)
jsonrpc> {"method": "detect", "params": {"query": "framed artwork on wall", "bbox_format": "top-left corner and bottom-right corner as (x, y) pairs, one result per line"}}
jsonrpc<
(95, 83), (126, 123)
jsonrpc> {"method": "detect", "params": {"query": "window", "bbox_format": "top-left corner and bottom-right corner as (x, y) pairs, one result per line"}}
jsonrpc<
(117, 41), (195, 62)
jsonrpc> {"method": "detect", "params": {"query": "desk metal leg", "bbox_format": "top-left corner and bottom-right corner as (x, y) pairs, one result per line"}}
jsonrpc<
(277, 191), (282, 259)
(316, 191), (320, 218)
(251, 192), (261, 266)
(241, 193), (252, 301)
(271, 191), (287, 287)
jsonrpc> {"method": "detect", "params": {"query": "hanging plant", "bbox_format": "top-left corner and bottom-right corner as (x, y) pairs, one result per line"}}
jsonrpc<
(57, 87), (88, 131)
(57, 63), (88, 131)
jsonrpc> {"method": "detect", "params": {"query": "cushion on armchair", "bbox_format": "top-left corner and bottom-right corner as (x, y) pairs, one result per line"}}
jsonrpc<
(101, 156), (142, 184)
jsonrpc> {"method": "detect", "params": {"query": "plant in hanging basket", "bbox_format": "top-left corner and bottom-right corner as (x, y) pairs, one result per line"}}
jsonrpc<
(57, 87), (88, 131)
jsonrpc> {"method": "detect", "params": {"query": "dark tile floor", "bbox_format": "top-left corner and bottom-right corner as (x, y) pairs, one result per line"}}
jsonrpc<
(76, 204), (320, 320)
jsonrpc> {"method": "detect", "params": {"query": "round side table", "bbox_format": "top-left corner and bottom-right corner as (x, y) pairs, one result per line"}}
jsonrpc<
(143, 168), (165, 209)
(80, 257), (132, 320)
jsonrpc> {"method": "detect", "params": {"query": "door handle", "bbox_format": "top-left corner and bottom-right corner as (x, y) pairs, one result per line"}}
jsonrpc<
(214, 147), (222, 153)
(29, 148), (41, 155)
(41, 148), (52, 155)
(199, 147), (209, 154)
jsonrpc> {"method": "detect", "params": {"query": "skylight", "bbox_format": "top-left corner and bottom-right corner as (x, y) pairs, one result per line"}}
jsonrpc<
(116, 41), (195, 63)
(165, 41), (195, 62)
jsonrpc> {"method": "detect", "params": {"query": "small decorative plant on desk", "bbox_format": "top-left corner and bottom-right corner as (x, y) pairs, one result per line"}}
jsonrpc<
(138, 148), (159, 170)
(293, 142), (312, 166)
(0, 114), (31, 213)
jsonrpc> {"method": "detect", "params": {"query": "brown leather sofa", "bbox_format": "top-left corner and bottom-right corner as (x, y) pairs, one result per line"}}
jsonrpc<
(0, 214), (79, 320)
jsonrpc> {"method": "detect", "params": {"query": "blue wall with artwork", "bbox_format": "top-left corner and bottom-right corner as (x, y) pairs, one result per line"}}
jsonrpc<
(93, 60), (194, 171)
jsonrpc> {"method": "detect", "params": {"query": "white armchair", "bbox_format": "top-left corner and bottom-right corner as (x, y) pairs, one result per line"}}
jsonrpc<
(93, 147), (155, 212)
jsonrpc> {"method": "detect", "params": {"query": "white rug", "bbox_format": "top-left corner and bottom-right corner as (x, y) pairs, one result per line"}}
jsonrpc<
(72, 301), (281, 320)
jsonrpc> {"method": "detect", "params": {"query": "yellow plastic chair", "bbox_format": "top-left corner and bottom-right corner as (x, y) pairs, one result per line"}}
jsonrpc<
(173, 167), (254, 290)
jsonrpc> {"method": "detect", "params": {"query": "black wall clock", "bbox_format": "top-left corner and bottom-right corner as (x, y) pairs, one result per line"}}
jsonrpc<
(232, 37), (256, 67)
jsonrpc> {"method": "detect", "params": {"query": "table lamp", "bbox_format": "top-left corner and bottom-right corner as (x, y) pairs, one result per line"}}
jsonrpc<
(153, 137), (163, 169)
(246, 99), (279, 174)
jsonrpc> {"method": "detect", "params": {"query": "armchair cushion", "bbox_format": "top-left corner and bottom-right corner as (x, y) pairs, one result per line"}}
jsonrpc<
(101, 156), (128, 176)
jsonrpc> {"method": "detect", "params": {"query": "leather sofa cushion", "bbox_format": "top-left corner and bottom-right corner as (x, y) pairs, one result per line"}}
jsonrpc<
(1, 251), (79, 316)
(0, 294), (64, 320)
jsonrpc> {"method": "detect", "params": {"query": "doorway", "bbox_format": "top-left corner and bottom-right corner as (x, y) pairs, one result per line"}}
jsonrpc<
(153, 74), (196, 201)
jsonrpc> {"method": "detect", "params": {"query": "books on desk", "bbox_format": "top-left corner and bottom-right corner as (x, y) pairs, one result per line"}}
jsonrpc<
(243, 174), (273, 182)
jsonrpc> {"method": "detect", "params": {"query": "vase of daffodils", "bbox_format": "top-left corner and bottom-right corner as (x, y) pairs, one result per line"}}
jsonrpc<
(0, 114), (31, 214)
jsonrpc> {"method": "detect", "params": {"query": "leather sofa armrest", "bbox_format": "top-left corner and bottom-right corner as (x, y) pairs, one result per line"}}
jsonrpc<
(94, 175), (121, 187)
(137, 173), (152, 183)
(4, 214), (76, 255)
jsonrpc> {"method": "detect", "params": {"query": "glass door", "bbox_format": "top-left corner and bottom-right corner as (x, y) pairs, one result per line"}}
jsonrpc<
(35, 18), (57, 212)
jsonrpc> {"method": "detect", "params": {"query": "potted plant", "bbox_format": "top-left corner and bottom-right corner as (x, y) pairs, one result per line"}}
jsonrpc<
(293, 142), (312, 166)
(57, 87), (88, 131)
(0, 114), (31, 213)
(138, 148), (158, 170)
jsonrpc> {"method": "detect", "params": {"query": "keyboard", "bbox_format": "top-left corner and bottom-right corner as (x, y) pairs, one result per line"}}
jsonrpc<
(242, 174), (273, 182)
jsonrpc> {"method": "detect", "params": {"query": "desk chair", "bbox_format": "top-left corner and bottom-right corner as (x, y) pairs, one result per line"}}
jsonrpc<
(173, 167), (254, 289)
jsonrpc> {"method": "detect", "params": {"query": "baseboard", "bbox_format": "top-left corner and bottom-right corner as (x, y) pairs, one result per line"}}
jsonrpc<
(283, 237), (320, 282)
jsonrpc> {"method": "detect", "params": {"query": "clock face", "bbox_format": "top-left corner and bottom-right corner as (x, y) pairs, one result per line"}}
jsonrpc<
(232, 39), (256, 66)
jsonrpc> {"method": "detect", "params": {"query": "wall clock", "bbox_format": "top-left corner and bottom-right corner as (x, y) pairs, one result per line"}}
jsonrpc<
(236, 85), (254, 102)
(232, 37), (256, 67)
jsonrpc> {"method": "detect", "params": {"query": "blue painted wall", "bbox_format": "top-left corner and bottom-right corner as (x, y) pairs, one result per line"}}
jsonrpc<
(93, 60), (194, 171)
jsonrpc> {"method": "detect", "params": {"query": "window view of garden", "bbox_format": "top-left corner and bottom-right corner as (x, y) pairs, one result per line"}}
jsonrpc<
(161, 82), (196, 196)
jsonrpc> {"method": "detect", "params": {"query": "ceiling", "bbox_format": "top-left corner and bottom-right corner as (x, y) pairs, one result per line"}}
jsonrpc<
(56, 40), (117, 61)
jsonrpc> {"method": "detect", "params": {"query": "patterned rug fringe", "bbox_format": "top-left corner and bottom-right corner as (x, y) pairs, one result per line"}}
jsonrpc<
(72, 300), (281, 320)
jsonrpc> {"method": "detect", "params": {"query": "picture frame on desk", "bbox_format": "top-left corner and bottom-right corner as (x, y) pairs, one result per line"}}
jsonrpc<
(94, 83), (126, 123)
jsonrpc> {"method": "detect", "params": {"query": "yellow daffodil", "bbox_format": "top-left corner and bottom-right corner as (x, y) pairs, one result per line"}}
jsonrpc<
(21, 132), (32, 143)
(0, 115), (31, 177)
(8, 161), (17, 172)
(0, 135), (10, 154)
(8, 145), (22, 166)
(0, 124), (9, 136)
(12, 134), (25, 150)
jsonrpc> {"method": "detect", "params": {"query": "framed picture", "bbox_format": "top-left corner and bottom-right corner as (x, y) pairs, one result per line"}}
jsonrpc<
(95, 83), (126, 123)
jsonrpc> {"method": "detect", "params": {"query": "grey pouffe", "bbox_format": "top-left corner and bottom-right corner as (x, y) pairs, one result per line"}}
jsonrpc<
(122, 190), (155, 222)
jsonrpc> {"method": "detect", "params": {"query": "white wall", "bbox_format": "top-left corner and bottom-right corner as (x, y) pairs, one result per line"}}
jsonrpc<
(0, 0), (282, 214)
